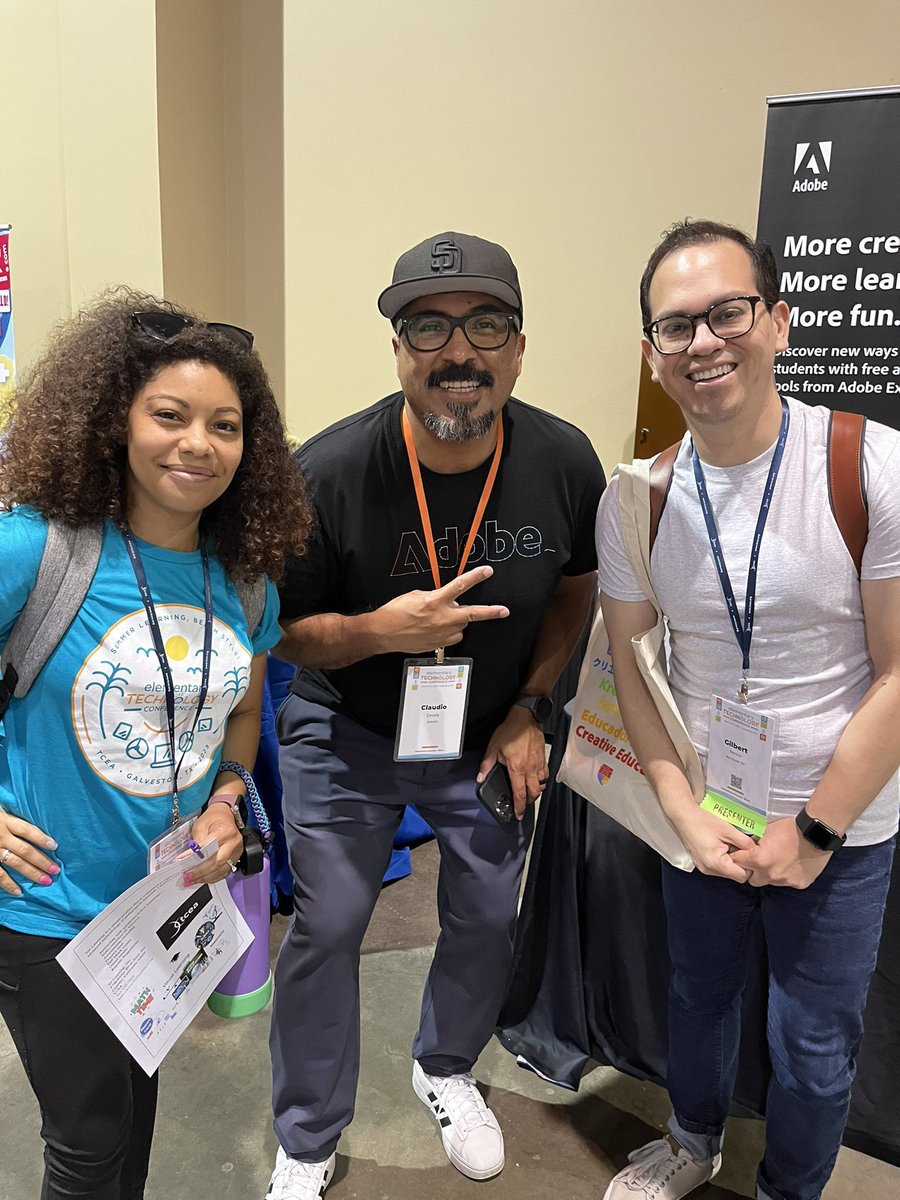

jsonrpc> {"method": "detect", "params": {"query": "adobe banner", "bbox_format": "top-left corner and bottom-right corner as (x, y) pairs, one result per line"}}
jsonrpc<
(757, 87), (900, 430)
(0, 225), (15, 404)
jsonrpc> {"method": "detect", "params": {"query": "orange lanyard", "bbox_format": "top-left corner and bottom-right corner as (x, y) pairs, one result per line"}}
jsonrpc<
(401, 406), (504, 593)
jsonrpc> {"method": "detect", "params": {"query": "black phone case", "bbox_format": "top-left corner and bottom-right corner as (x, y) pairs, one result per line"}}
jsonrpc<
(476, 763), (515, 825)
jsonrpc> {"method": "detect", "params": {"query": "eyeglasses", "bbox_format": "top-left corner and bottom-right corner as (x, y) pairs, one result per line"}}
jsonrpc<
(644, 295), (768, 355)
(131, 311), (254, 351)
(395, 311), (520, 352)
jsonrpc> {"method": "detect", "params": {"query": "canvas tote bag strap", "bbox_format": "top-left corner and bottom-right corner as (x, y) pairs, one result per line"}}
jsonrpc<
(615, 460), (659, 612)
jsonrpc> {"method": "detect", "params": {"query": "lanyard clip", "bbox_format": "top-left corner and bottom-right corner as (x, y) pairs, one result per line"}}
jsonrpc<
(434, 647), (445, 665)
(738, 672), (750, 704)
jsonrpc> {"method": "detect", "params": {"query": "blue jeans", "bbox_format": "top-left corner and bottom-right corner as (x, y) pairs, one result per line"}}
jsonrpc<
(661, 836), (895, 1200)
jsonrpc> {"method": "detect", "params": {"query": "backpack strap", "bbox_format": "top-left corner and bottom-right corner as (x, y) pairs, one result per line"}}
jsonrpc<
(827, 410), (868, 577)
(644, 413), (869, 574)
(1, 522), (103, 702)
(232, 573), (268, 643)
(648, 440), (681, 555)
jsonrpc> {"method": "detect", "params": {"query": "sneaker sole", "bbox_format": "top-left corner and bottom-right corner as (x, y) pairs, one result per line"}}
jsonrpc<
(412, 1067), (504, 1181)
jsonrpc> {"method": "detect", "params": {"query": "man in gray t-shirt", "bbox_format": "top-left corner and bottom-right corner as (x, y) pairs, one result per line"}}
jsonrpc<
(598, 220), (899, 1200)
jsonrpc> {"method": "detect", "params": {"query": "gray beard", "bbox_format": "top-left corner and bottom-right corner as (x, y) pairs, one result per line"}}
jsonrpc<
(423, 405), (496, 443)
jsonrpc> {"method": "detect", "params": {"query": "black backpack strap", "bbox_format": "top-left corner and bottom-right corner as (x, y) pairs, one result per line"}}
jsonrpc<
(0, 522), (103, 702)
(827, 410), (868, 577)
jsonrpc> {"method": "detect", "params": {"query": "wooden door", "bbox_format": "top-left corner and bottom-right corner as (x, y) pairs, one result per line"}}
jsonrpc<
(632, 356), (685, 459)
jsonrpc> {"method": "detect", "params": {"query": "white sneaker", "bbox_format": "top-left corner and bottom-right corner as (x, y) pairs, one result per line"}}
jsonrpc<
(602, 1138), (721, 1199)
(266, 1146), (336, 1200)
(412, 1060), (505, 1180)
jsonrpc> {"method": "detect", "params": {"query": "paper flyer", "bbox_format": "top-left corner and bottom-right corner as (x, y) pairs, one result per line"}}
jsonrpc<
(58, 849), (253, 1076)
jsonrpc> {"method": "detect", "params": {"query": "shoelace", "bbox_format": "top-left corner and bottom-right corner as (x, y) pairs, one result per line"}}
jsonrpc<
(273, 1157), (329, 1200)
(621, 1140), (685, 1191)
(430, 1072), (493, 1134)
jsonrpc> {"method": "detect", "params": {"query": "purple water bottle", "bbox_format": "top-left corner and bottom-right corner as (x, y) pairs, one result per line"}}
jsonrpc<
(207, 853), (273, 1018)
(207, 761), (274, 1019)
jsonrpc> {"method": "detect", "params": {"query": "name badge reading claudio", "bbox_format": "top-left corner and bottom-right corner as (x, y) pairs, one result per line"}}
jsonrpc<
(394, 658), (473, 762)
(701, 694), (779, 838)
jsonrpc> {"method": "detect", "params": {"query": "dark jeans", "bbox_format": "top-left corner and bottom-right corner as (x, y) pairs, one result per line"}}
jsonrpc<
(271, 696), (532, 1161)
(661, 836), (895, 1200)
(0, 925), (158, 1199)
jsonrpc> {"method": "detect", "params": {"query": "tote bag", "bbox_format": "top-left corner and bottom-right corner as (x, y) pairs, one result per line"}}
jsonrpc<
(558, 460), (702, 871)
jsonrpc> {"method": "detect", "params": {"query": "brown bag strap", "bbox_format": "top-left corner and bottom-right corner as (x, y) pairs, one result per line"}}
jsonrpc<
(827, 410), (868, 577)
(648, 441), (680, 555)
(646, 411), (868, 572)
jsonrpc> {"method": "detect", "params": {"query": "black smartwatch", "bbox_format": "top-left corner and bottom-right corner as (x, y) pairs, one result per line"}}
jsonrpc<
(513, 694), (554, 727)
(795, 808), (846, 853)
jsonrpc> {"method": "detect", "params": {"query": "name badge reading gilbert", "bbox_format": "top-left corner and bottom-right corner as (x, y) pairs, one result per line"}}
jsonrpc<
(700, 694), (779, 839)
(394, 657), (473, 762)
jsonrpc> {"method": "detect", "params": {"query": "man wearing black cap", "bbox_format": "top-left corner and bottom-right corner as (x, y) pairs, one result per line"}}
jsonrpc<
(266, 232), (605, 1199)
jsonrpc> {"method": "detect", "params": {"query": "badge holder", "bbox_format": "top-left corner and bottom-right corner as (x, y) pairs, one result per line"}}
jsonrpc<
(147, 806), (203, 873)
(394, 654), (473, 762)
(700, 693), (779, 839)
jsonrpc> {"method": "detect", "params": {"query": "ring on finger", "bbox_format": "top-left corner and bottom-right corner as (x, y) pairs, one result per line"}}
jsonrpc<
(225, 858), (238, 873)
(0, 847), (11, 866)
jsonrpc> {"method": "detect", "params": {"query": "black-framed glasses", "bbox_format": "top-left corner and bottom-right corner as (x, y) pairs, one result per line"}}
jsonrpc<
(644, 295), (768, 355)
(395, 311), (520, 352)
(131, 311), (254, 351)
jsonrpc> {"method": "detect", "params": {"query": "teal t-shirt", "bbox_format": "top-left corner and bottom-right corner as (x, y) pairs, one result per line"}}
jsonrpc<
(0, 508), (281, 938)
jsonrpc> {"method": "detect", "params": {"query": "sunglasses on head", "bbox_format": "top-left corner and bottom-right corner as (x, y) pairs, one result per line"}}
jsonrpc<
(131, 310), (254, 351)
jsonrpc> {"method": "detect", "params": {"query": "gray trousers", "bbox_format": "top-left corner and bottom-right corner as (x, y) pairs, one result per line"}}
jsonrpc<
(270, 695), (532, 1161)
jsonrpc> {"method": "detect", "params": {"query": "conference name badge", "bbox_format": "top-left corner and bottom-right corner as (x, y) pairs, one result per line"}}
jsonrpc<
(394, 657), (473, 762)
(701, 693), (779, 839)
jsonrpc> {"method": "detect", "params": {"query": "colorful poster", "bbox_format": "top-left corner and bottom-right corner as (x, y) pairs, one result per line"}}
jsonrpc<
(0, 225), (14, 404)
(757, 87), (900, 430)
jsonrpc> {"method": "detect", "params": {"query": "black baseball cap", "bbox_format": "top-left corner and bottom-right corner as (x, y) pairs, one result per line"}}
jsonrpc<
(377, 232), (522, 322)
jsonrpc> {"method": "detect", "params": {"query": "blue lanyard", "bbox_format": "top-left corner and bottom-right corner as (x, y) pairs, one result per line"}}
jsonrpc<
(121, 528), (214, 824)
(691, 398), (789, 703)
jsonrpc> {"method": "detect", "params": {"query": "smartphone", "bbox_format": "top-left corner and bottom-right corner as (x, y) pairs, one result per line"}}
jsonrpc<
(476, 762), (515, 826)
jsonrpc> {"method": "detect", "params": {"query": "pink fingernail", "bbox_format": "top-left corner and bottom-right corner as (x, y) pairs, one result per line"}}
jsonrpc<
(39, 874), (53, 886)
(47, 864), (60, 875)
(182, 873), (195, 887)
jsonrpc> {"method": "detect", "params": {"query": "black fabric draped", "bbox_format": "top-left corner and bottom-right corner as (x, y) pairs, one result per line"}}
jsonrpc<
(497, 717), (900, 1166)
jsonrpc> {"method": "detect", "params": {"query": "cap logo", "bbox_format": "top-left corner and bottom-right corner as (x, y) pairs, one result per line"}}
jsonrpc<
(430, 239), (461, 275)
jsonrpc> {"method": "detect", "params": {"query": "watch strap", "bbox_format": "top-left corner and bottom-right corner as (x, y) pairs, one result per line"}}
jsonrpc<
(795, 808), (846, 853)
(513, 693), (553, 725)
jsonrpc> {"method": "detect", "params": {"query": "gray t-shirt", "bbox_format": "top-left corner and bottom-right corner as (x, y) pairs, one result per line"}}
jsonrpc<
(596, 396), (900, 847)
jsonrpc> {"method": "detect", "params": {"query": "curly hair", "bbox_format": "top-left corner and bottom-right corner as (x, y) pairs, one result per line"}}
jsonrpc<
(0, 288), (312, 582)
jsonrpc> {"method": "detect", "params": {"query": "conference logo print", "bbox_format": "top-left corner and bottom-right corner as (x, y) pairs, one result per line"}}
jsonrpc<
(792, 140), (833, 193)
(71, 605), (251, 796)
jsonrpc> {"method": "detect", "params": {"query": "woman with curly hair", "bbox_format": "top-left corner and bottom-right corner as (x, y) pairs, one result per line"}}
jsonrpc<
(0, 289), (311, 1199)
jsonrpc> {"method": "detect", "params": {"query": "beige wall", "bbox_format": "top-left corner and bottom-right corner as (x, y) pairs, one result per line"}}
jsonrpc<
(283, 1), (900, 467)
(154, 0), (287, 399)
(6, 0), (162, 370)
(7, 0), (900, 465)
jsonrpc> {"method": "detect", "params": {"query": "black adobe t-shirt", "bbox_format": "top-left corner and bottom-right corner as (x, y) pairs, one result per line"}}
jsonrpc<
(280, 393), (606, 750)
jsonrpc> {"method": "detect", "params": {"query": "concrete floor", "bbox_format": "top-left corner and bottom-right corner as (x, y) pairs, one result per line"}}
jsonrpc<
(1, 839), (898, 1199)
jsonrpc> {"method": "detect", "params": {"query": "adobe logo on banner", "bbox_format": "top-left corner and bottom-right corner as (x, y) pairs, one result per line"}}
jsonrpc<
(792, 140), (832, 192)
